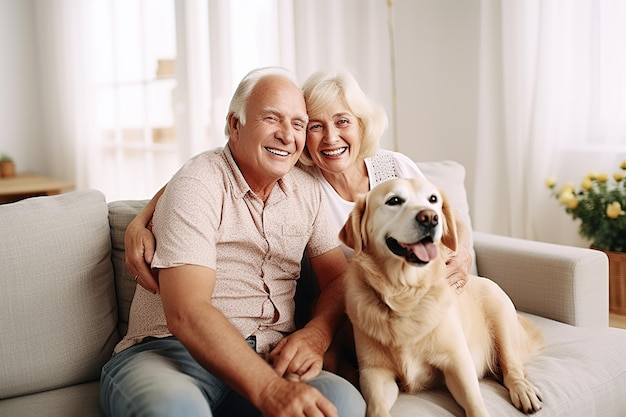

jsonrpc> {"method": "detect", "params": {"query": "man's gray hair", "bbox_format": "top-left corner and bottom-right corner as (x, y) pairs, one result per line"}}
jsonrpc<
(225, 67), (300, 138)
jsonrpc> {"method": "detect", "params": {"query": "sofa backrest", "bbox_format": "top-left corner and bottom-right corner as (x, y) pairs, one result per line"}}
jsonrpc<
(0, 189), (119, 400)
(418, 160), (476, 274)
(107, 199), (148, 337)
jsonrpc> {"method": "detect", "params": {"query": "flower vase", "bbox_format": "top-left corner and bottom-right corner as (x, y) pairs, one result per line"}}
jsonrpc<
(594, 248), (626, 315)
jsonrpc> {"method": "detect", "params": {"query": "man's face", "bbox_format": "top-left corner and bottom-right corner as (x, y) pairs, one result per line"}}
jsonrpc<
(229, 76), (308, 185)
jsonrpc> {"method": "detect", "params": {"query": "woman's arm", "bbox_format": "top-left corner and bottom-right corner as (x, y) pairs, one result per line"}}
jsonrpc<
(124, 184), (166, 293)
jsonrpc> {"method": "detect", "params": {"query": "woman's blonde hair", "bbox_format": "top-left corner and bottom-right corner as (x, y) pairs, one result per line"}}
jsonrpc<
(299, 71), (387, 167)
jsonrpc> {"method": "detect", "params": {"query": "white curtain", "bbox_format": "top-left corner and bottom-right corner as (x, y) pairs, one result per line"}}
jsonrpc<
(33, 0), (94, 190)
(199, 0), (393, 154)
(293, 0), (394, 148)
(475, 0), (626, 247)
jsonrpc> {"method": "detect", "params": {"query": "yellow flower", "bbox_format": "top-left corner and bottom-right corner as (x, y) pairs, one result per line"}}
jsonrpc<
(545, 176), (557, 189)
(560, 183), (575, 194)
(559, 190), (577, 208)
(606, 201), (623, 219)
(547, 160), (626, 252)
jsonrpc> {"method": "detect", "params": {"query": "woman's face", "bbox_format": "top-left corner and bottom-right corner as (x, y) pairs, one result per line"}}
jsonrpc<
(305, 97), (362, 175)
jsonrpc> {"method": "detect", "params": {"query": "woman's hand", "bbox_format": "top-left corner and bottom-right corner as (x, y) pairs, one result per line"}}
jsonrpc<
(444, 244), (472, 293)
(445, 214), (474, 293)
(124, 216), (159, 293)
(124, 186), (167, 293)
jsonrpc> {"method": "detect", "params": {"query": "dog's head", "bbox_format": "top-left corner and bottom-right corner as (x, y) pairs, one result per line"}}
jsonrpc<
(339, 177), (457, 266)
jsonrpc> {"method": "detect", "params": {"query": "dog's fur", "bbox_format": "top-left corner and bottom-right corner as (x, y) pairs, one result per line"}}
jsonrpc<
(339, 177), (543, 417)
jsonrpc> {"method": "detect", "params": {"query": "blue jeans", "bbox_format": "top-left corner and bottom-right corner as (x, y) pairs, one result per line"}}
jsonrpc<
(100, 337), (365, 417)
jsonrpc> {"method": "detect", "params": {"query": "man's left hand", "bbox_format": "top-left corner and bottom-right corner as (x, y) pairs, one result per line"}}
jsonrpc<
(269, 327), (326, 381)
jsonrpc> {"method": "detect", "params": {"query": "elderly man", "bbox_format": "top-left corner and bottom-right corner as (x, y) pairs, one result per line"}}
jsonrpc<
(99, 67), (365, 417)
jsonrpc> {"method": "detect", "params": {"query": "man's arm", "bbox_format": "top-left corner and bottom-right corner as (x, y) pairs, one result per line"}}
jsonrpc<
(270, 247), (348, 380)
(159, 264), (338, 417)
(125, 185), (166, 293)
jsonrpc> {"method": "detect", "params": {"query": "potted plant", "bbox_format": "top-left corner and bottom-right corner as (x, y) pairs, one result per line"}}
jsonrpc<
(546, 160), (626, 314)
(0, 153), (16, 178)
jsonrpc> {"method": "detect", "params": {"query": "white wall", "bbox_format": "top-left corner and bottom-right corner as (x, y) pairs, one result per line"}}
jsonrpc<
(0, 0), (43, 173)
(393, 0), (480, 213)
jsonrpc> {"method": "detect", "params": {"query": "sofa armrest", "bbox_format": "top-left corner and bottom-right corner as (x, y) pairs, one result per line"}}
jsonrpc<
(473, 231), (609, 327)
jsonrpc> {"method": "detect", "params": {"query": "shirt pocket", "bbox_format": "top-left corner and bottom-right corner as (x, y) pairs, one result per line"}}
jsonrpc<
(274, 223), (312, 276)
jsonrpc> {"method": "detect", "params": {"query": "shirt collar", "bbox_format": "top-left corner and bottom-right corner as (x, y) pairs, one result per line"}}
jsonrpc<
(223, 144), (296, 200)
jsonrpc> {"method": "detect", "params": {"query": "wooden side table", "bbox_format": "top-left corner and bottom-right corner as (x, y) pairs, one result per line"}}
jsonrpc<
(0, 173), (75, 205)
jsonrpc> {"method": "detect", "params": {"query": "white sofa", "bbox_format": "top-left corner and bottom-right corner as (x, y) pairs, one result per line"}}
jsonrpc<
(1, 160), (626, 417)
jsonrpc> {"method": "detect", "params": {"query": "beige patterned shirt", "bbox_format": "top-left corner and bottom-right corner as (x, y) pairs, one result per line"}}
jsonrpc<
(115, 146), (339, 354)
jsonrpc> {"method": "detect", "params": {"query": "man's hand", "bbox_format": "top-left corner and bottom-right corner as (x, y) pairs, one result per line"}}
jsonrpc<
(124, 216), (159, 294)
(257, 375), (338, 417)
(269, 327), (326, 381)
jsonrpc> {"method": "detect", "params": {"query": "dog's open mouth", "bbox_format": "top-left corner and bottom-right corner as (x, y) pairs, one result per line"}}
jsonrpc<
(386, 236), (439, 265)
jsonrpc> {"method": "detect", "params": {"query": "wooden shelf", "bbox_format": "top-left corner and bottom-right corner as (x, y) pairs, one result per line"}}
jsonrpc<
(0, 173), (75, 204)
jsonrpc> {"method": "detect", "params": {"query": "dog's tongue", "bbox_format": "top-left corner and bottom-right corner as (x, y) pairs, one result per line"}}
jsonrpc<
(405, 241), (438, 262)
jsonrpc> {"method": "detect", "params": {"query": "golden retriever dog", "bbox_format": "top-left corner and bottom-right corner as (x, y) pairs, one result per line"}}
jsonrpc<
(338, 177), (543, 417)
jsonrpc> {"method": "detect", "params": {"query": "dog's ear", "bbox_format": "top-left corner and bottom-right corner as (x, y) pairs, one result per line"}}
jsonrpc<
(339, 194), (367, 255)
(440, 189), (458, 252)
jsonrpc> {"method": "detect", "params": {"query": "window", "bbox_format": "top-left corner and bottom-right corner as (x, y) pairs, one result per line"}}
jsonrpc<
(89, 0), (183, 200)
(86, 0), (292, 201)
(88, 0), (216, 201)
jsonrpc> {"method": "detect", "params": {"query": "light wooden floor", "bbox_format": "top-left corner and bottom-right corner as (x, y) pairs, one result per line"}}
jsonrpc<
(609, 312), (626, 329)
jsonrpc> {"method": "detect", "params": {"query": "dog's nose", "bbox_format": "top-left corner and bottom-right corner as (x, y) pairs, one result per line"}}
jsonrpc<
(416, 209), (439, 228)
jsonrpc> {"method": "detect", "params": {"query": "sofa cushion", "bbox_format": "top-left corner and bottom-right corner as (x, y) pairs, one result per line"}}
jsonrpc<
(0, 382), (103, 417)
(0, 190), (118, 399)
(417, 160), (476, 274)
(108, 199), (149, 338)
(389, 313), (626, 416)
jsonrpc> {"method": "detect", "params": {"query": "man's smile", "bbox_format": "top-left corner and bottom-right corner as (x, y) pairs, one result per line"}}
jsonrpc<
(265, 147), (289, 156)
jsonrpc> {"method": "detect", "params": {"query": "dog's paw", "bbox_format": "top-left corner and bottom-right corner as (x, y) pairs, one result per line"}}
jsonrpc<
(508, 379), (543, 413)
